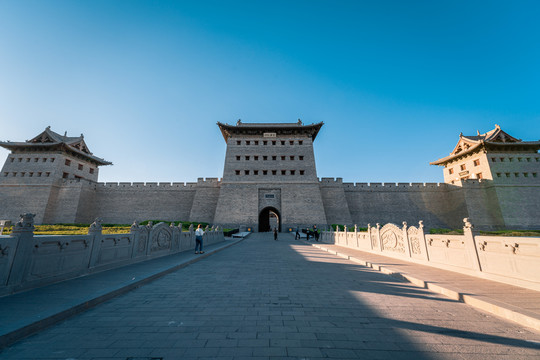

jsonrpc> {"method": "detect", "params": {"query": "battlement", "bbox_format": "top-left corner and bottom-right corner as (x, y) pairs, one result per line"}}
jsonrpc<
(341, 182), (451, 191)
(96, 182), (198, 189)
(320, 177), (344, 184)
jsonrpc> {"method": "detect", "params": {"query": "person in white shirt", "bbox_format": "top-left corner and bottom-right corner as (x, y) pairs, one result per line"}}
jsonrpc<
(195, 224), (205, 254)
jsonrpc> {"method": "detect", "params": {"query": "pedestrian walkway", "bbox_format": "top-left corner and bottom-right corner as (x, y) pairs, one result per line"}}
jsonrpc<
(306, 240), (540, 331)
(1, 232), (540, 359)
(0, 238), (243, 349)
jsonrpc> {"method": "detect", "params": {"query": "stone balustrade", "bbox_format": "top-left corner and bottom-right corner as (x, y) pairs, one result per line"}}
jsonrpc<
(0, 214), (225, 295)
(321, 218), (540, 291)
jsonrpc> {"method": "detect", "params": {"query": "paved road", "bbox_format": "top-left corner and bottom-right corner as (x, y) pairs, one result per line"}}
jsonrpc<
(2, 232), (540, 359)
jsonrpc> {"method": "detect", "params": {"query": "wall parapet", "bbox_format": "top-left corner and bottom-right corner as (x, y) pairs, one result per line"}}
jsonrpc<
(320, 218), (540, 291)
(0, 214), (225, 296)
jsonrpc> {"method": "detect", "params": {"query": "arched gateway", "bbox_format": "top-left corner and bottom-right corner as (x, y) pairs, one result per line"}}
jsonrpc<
(258, 207), (281, 232)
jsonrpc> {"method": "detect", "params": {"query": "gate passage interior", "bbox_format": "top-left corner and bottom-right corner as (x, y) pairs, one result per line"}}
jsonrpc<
(259, 207), (281, 232)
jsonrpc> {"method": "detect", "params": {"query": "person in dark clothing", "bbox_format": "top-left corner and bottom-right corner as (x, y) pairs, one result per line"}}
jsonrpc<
(295, 227), (300, 240)
(314, 225), (319, 242)
(273, 228), (278, 241)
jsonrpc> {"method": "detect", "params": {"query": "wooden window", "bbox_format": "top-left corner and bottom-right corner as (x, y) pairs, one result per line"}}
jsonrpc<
(524, 173), (529, 177)
(514, 172), (519, 177)
(299, 140), (303, 145)
(29, 172), (33, 177)
(18, 158), (22, 162)
(10, 158), (14, 163)
(272, 141), (276, 145)
(263, 156), (268, 160)
(254, 170), (259, 175)
(244, 170), (249, 175)
(509, 157), (514, 162)
(263, 141), (267, 145)
(281, 156), (285, 160)
(235, 170), (240, 175)
(505, 173), (510, 177)
(236, 140), (241, 145)
(65, 159), (71, 166)
(254, 156), (259, 161)
(63, 172), (69, 178)
(281, 141), (285, 145)
(460, 164), (466, 170)
(272, 170), (277, 175)
(255, 141), (259, 145)
(245, 156), (250, 160)
(300, 170), (305, 175)
(496, 173), (501, 177)
(246, 141), (250, 145)
(272, 156), (276, 160)
(78, 164), (83, 170)
(290, 140), (294, 145)
(42, 158), (47, 162)
(448, 168), (454, 174)
(34, 158), (38, 162)
(491, 157), (496, 162)
(281, 170), (286, 175)
(476, 173), (483, 179)
(50, 158), (55, 163)
(46, 172), (50, 177)
(89, 168), (95, 174)
(26, 158), (30, 162)
(299, 156), (304, 161)
(263, 170), (268, 175)
(290, 170), (295, 175)
(20, 172), (25, 177)
(37, 172), (42, 177)
(236, 156), (240, 161)
(500, 157), (504, 162)
(473, 159), (480, 166)
(290, 156), (295, 160)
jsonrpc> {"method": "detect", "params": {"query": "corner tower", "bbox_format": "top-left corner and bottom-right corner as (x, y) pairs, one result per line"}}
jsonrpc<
(430, 125), (540, 185)
(213, 120), (328, 231)
(0, 127), (111, 224)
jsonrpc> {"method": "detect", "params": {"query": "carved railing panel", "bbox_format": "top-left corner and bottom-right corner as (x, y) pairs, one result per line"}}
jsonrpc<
(380, 223), (405, 253)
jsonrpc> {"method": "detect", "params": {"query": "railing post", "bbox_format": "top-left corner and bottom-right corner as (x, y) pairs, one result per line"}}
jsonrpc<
(417, 221), (429, 261)
(376, 223), (383, 252)
(402, 221), (412, 258)
(463, 218), (482, 271)
(88, 218), (103, 268)
(7, 214), (36, 286)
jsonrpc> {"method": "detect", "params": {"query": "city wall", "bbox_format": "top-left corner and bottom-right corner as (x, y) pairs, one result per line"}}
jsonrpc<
(0, 177), (538, 231)
(0, 214), (225, 296)
(320, 218), (540, 292)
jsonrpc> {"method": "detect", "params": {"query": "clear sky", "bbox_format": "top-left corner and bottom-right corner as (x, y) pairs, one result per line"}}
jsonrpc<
(1, 1), (539, 183)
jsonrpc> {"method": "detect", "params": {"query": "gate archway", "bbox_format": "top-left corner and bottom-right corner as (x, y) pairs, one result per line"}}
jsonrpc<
(258, 207), (281, 232)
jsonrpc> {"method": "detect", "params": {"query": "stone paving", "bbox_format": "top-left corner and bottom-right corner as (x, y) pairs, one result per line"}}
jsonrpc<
(1, 232), (540, 359)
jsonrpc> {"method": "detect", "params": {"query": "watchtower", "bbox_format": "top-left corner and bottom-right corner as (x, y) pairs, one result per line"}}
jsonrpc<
(431, 125), (540, 185)
(213, 120), (328, 231)
(0, 126), (111, 184)
(0, 127), (111, 223)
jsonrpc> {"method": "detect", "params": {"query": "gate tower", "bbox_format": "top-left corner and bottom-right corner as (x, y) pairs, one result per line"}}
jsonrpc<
(213, 120), (328, 231)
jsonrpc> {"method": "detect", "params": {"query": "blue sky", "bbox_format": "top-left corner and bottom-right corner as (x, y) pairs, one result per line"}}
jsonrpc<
(1, 1), (539, 183)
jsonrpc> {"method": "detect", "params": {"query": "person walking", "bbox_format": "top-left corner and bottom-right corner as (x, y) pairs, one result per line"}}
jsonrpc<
(314, 225), (320, 242)
(195, 224), (205, 254)
(273, 227), (278, 241)
(295, 227), (300, 240)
